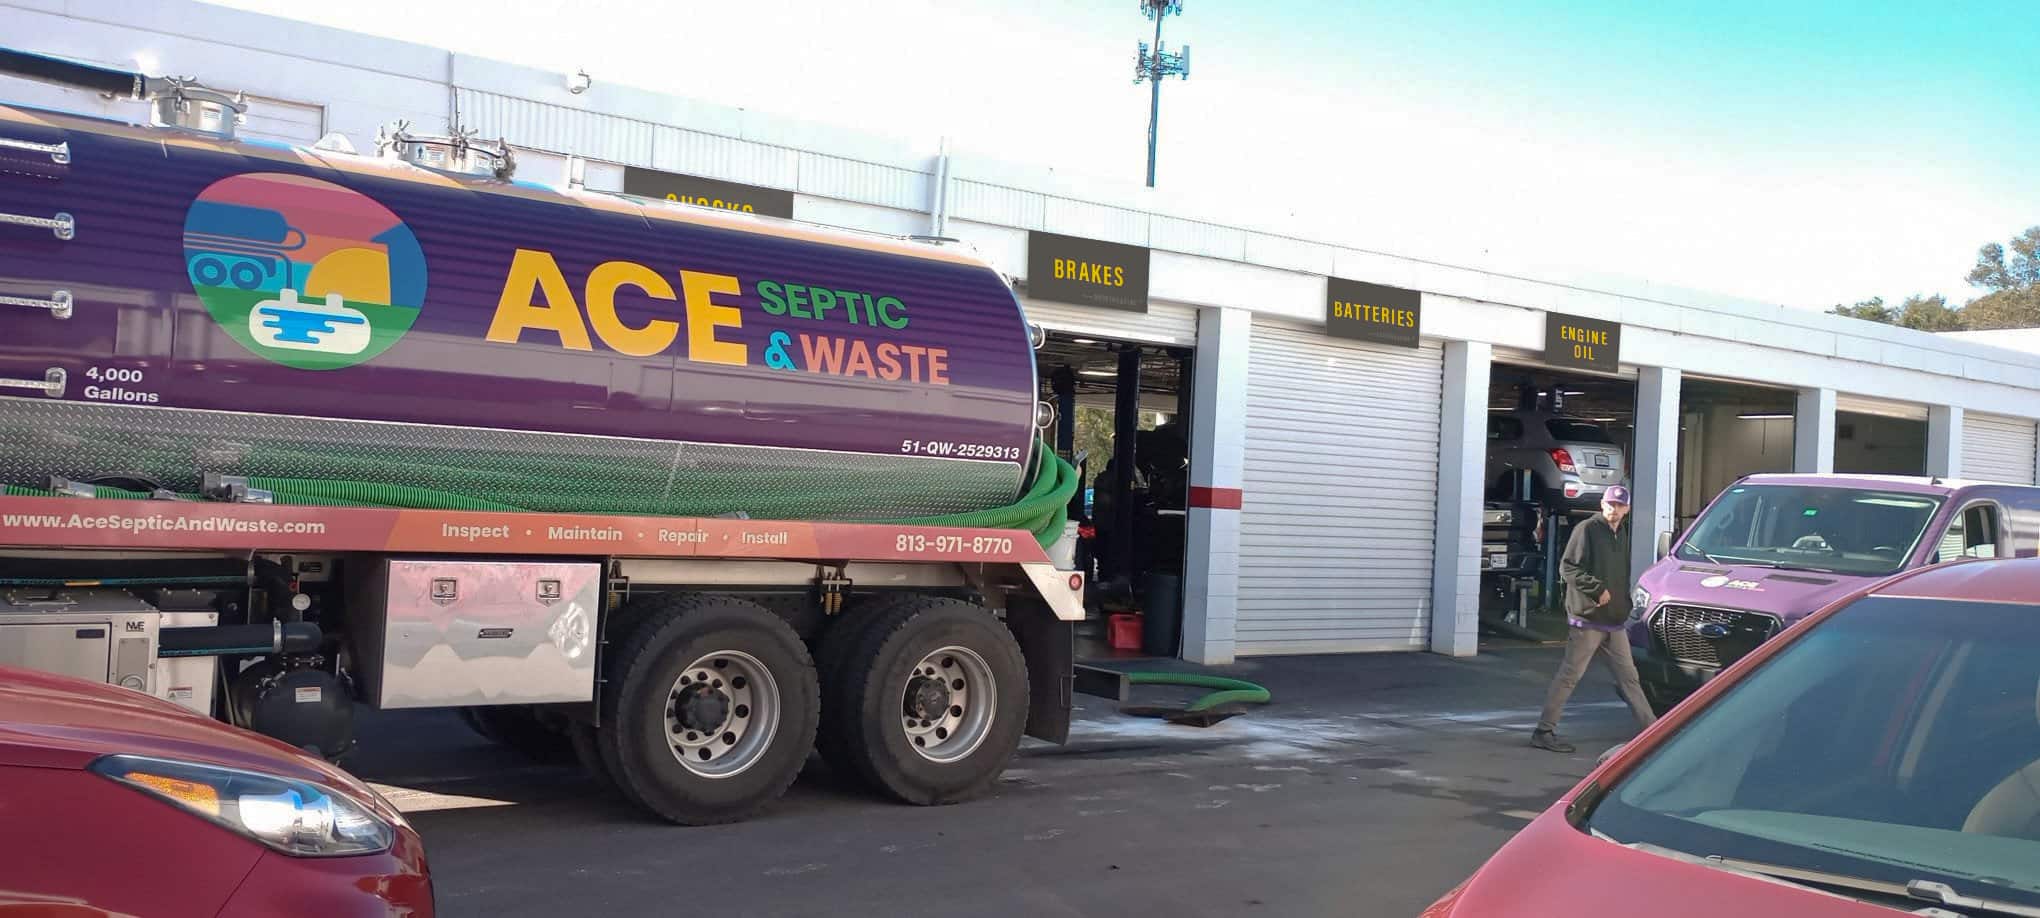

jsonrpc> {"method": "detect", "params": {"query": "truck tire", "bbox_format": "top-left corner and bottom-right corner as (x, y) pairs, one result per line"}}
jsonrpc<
(831, 599), (1029, 806)
(814, 593), (935, 781)
(585, 593), (672, 811)
(569, 720), (623, 797)
(599, 594), (819, 825)
(457, 707), (501, 743)
(459, 706), (577, 764)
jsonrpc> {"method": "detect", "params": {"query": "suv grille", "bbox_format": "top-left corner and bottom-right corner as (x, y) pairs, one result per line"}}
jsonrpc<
(1651, 604), (1782, 667)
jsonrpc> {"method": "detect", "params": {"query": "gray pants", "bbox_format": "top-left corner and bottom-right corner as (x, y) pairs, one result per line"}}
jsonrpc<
(1537, 626), (1657, 734)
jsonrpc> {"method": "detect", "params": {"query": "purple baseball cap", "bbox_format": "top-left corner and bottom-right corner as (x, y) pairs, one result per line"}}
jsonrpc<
(1603, 485), (1632, 505)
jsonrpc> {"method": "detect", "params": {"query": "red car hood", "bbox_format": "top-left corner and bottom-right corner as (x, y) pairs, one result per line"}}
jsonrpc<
(0, 664), (345, 789)
(1435, 811), (1900, 917)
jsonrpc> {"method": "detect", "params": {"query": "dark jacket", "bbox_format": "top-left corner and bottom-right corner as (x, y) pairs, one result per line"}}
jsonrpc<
(1561, 514), (1631, 625)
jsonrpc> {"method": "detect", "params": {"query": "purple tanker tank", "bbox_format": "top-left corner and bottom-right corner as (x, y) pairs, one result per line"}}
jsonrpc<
(0, 103), (1041, 520)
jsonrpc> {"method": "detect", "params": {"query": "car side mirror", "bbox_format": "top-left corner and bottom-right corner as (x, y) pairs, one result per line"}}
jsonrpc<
(1656, 531), (1674, 561)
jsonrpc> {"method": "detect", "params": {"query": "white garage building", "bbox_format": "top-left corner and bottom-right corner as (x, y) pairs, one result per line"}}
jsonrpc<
(7, 0), (2039, 665)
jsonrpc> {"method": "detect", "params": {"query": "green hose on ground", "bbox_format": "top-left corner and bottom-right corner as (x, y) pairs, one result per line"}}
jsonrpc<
(1122, 672), (1273, 727)
(1126, 672), (1272, 713)
(3, 440), (1084, 548)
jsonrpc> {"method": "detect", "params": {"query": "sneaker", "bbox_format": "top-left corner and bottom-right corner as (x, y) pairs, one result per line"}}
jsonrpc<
(1530, 729), (1576, 754)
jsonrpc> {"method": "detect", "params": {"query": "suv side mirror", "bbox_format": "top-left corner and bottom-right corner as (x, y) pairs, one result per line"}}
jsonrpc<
(1656, 531), (1674, 561)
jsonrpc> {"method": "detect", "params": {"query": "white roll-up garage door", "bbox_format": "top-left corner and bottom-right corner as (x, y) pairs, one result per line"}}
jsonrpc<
(1235, 319), (1444, 656)
(1962, 414), (2038, 485)
(1019, 296), (1199, 346)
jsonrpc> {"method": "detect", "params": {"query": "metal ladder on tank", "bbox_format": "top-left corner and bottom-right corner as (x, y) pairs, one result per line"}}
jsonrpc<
(0, 132), (74, 399)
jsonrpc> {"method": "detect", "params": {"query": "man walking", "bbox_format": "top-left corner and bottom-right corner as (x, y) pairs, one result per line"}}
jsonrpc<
(1531, 485), (1656, 753)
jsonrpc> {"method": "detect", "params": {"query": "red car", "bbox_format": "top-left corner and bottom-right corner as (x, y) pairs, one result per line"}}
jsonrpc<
(0, 665), (431, 917)
(1428, 558), (2040, 917)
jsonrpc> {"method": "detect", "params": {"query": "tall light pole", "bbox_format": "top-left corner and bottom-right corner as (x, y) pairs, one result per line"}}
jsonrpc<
(1134, 0), (1190, 188)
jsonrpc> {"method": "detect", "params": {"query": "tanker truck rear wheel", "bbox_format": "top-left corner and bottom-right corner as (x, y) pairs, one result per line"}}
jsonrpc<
(458, 705), (576, 764)
(815, 593), (936, 782)
(599, 594), (819, 825)
(568, 720), (623, 798)
(828, 599), (1028, 806)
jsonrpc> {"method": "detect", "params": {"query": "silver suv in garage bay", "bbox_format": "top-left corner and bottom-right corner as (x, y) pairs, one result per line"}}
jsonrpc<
(1487, 411), (1627, 512)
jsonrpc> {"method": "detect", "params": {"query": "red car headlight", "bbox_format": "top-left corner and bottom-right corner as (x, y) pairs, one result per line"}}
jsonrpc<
(92, 754), (394, 857)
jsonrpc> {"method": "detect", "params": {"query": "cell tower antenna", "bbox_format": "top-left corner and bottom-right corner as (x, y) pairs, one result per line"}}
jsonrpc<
(1134, 0), (1190, 188)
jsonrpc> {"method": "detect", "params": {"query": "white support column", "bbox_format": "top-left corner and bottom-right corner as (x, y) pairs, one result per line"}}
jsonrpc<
(1632, 367), (1681, 583)
(1430, 340), (1490, 657)
(1928, 405), (1964, 479)
(1794, 387), (1836, 473)
(1182, 307), (1250, 665)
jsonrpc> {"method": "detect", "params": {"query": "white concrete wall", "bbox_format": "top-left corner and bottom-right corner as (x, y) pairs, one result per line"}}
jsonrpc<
(1794, 388), (1838, 473)
(1929, 406), (1965, 479)
(1632, 368), (1681, 582)
(0, 0), (448, 151)
(1431, 341), (1490, 657)
(1182, 307), (1249, 665)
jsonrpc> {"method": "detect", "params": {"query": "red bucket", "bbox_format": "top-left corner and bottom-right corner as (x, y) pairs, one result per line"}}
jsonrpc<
(1108, 613), (1143, 652)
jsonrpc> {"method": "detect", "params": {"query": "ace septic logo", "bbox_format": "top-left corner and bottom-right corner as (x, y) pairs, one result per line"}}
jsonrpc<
(184, 173), (426, 370)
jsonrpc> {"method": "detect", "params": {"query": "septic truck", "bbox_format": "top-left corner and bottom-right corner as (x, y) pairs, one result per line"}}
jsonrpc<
(0, 47), (1083, 825)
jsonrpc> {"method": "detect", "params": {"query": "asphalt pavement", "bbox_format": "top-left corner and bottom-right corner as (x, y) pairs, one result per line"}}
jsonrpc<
(347, 643), (1644, 918)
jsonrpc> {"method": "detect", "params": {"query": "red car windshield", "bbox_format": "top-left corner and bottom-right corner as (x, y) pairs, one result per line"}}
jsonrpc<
(1580, 594), (2040, 909)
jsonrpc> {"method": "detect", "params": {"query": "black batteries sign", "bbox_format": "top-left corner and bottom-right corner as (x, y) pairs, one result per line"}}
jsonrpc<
(623, 166), (796, 219)
(1544, 313), (1621, 372)
(1026, 231), (1150, 313)
(1325, 278), (1421, 348)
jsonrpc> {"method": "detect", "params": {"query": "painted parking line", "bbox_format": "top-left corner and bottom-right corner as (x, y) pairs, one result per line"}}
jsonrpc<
(369, 781), (518, 814)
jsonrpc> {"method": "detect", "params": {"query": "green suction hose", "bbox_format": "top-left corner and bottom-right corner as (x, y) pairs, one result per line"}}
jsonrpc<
(4, 440), (1083, 548)
(1126, 672), (1271, 712)
(1121, 672), (1272, 726)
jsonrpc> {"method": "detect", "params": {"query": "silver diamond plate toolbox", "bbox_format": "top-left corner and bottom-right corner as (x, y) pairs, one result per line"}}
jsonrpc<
(351, 558), (601, 709)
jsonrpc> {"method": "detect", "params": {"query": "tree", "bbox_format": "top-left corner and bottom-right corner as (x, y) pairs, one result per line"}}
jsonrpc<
(1830, 225), (2040, 331)
(1893, 294), (1965, 332)
(1961, 287), (2040, 330)
(1829, 296), (1896, 324)
(1961, 226), (2040, 330)
(1068, 405), (1158, 490)
(1966, 226), (2040, 294)
(1828, 294), (1962, 330)
(1071, 406), (1116, 479)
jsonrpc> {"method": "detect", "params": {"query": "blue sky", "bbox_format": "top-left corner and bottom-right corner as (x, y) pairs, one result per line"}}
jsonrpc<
(214, 0), (2040, 311)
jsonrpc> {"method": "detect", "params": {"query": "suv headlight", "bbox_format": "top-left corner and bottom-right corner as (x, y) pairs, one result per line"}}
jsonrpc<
(1630, 587), (1651, 621)
(92, 754), (393, 857)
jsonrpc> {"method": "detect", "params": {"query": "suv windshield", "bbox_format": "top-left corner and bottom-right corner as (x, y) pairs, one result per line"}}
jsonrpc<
(1583, 595), (2040, 910)
(1545, 420), (1613, 444)
(1676, 485), (1941, 576)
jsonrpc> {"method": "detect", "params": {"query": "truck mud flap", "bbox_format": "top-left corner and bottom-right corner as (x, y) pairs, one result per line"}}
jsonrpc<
(1005, 599), (1072, 745)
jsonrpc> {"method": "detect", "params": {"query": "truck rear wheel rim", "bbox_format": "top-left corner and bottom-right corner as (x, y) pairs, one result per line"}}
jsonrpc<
(666, 650), (779, 779)
(900, 645), (995, 765)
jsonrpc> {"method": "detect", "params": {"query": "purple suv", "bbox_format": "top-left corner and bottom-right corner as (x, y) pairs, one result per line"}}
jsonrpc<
(1630, 473), (2040, 709)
